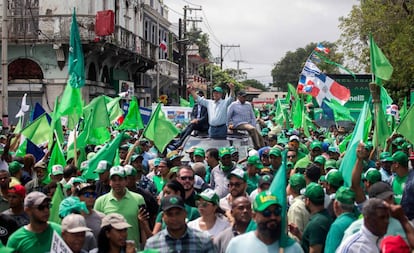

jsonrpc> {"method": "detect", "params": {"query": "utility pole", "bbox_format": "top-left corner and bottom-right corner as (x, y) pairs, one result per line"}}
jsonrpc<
(220, 44), (239, 70)
(1, 0), (8, 128)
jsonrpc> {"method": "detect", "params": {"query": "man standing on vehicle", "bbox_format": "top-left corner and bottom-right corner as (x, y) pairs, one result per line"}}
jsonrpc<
(188, 83), (235, 139)
(227, 90), (264, 150)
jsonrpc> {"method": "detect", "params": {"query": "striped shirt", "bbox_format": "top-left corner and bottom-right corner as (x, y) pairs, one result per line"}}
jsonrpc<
(197, 95), (233, 126)
(227, 100), (256, 128)
(145, 226), (215, 253)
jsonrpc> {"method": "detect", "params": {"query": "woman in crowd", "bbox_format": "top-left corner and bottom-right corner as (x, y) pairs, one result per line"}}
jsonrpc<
(187, 188), (230, 238)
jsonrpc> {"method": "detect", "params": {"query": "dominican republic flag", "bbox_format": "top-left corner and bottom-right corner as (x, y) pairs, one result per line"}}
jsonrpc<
(297, 60), (351, 106)
(159, 40), (168, 53)
(386, 104), (399, 119)
(315, 43), (330, 54)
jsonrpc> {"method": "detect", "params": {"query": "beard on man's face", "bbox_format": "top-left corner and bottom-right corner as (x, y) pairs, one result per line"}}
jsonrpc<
(257, 219), (281, 240)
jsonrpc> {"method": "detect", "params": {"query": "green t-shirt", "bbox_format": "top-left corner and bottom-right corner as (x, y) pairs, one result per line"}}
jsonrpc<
(94, 189), (145, 248)
(7, 222), (61, 252)
(153, 176), (167, 194)
(324, 212), (356, 253)
(301, 209), (333, 253)
(155, 204), (200, 229)
(392, 175), (408, 204)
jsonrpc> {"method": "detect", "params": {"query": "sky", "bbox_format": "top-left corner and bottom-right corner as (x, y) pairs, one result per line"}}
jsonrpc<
(163, 0), (359, 85)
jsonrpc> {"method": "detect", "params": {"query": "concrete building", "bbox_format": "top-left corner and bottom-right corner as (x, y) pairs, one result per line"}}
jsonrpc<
(0, 0), (205, 126)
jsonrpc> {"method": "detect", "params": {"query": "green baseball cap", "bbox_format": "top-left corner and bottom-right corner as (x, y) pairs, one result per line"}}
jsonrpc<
(213, 86), (224, 93)
(314, 155), (326, 165)
(261, 128), (269, 136)
(392, 137), (405, 145)
(325, 160), (337, 170)
(51, 165), (64, 176)
(269, 148), (282, 157)
(364, 141), (373, 151)
(196, 188), (219, 205)
(124, 165), (137, 176)
(247, 155), (264, 169)
(219, 147), (231, 158)
(227, 168), (247, 181)
(94, 160), (111, 174)
(259, 174), (274, 187)
(304, 182), (325, 205)
(335, 186), (355, 205)
(328, 146), (340, 154)
(153, 158), (162, 167)
(229, 146), (238, 155)
(193, 148), (205, 157)
(326, 169), (344, 188)
(310, 141), (322, 150)
(109, 166), (126, 178)
(289, 173), (306, 192)
(253, 190), (280, 212)
(167, 150), (183, 161)
(8, 161), (23, 174)
(319, 175), (326, 182)
(392, 151), (408, 167)
(363, 168), (381, 184)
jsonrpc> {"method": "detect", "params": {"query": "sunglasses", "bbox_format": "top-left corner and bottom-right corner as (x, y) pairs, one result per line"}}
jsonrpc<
(37, 203), (52, 211)
(287, 155), (296, 158)
(82, 192), (97, 198)
(179, 176), (194, 181)
(196, 201), (213, 208)
(260, 206), (282, 218)
(228, 182), (243, 188)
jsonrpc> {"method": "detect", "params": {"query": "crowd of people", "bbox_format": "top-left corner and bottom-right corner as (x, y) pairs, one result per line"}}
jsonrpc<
(0, 83), (414, 253)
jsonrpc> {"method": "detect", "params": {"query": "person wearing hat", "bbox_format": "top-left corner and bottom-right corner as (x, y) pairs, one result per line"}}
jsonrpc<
(152, 159), (171, 194)
(166, 150), (184, 167)
(61, 214), (92, 253)
(92, 213), (135, 253)
(362, 168), (382, 191)
(188, 82), (235, 139)
(327, 146), (340, 161)
(188, 188), (230, 237)
(24, 161), (48, 193)
(130, 154), (157, 197)
(227, 90), (264, 149)
(245, 155), (262, 194)
(193, 147), (206, 164)
(94, 166), (146, 248)
(379, 152), (393, 183)
(226, 191), (303, 253)
(287, 173), (310, 242)
(268, 148), (282, 175)
(324, 159), (337, 174)
(249, 174), (273, 201)
(219, 168), (248, 212)
(287, 149), (299, 166)
(288, 135), (306, 161)
(390, 151), (409, 204)
(324, 186), (357, 253)
(3, 184), (29, 227)
(7, 191), (61, 252)
(325, 169), (344, 218)
(290, 182), (333, 253)
(175, 90), (209, 147)
(210, 147), (238, 198)
(8, 161), (24, 187)
(214, 196), (254, 253)
(74, 183), (104, 239)
(50, 164), (64, 183)
(93, 160), (112, 197)
(294, 141), (323, 171)
(145, 195), (215, 252)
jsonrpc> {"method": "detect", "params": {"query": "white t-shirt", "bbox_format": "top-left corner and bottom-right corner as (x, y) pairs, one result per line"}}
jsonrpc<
(187, 214), (230, 238)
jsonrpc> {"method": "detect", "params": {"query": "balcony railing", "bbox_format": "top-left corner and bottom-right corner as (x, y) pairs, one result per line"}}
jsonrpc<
(5, 14), (157, 60)
(158, 59), (178, 78)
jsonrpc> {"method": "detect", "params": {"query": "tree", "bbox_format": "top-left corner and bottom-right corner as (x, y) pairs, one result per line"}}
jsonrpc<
(186, 27), (211, 59)
(338, 0), (414, 104)
(271, 42), (343, 91)
(241, 79), (267, 91)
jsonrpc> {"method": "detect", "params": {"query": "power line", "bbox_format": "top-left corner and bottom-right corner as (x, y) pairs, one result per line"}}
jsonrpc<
(201, 10), (221, 46)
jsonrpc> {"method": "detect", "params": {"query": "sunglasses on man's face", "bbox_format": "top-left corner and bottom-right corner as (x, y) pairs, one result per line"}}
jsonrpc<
(260, 206), (282, 218)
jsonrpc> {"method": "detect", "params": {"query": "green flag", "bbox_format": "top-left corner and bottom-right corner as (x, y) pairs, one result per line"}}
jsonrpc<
(68, 9), (85, 88)
(396, 104), (414, 145)
(49, 183), (65, 224)
(143, 103), (180, 152)
(79, 96), (111, 145)
(292, 98), (303, 129)
(82, 132), (127, 180)
(21, 113), (52, 146)
(338, 134), (352, 153)
(189, 95), (195, 107)
(399, 97), (408, 120)
(370, 34), (393, 84)
(104, 96), (124, 124)
(50, 96), (65, 147)
(44, 139), (66, 185)
(269, 151), (295, 248)
(323, 99), (355, 122)
(179, 97), (191, 107)
(339, 102), (369, 187)
(58, 83), (83, 129)
(373, 100), (391, 151)
(15, 139), (28, 158)
(118, 97), (144, 131)
(380, 86), (393, 113)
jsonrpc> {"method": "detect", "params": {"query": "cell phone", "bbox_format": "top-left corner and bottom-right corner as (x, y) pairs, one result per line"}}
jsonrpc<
(139, 204), (146, 210)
